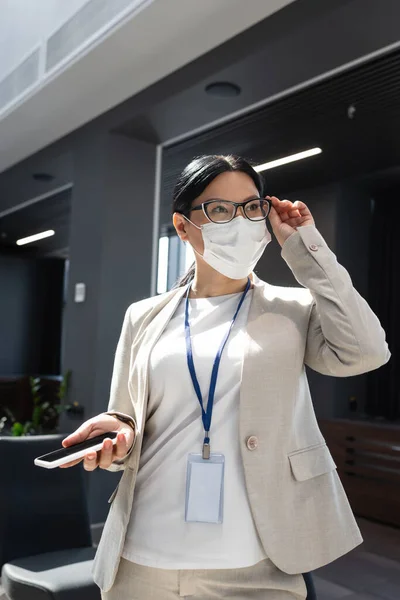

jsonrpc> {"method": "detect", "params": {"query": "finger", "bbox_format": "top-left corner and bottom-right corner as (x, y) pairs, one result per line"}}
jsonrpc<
(62, 422), (94, 448)
(273, 202), (296, 220)
(268, 196), (290, 211)
(267, 205), (282, 229)
(278, 200), (295, 212)
(270, 197), (302, 213)
(83, 451), (99, 471)
(279, 210), (291, 223)
(114, 432), (129, 459)
(59, 457), (83, 469)
(98, 438), (115, 470)
(281, 200), (307, 221)
(266, 195), (279, 204)
(293, 200), (312, 216)
(268, 196), (290, 205)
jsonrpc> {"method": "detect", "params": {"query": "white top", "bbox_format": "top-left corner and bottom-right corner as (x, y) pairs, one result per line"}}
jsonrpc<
(122, 289), (267, 569)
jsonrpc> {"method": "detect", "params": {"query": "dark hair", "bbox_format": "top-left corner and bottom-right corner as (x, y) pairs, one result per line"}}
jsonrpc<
(172, 154), (264, 287)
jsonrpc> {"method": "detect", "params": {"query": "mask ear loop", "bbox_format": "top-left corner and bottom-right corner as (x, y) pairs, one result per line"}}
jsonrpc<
(182, 214), (202, 230)
(181, 214), (204, 259)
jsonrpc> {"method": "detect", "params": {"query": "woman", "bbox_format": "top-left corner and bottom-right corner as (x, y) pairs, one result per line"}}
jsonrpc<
(62, 155), (390, 599)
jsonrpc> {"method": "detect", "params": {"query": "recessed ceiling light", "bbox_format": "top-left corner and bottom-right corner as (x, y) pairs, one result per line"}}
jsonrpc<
(205, 82), (241, 98)
(32, 173), (55, 182)
(16, 230), (55, 246)
(254, 148), (322, 173)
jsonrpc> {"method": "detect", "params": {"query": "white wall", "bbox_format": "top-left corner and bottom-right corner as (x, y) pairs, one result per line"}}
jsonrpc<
(0, 0), (90, 80)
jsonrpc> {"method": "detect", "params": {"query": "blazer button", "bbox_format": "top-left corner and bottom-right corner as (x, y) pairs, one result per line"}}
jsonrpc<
(309, 244), (319, 252)
(246, 436), (258, 451)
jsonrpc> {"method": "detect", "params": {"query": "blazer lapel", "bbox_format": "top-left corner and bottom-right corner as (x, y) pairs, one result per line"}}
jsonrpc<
(240, 277), (281, 422)
(128, 285), (189, 435)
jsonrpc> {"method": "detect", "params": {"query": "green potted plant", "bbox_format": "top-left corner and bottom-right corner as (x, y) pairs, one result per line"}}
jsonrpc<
(2, 370), (81, 436)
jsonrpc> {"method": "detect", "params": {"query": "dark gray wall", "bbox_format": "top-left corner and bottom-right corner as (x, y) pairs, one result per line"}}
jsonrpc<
(334, 183), (372, 418)
(62, 134), (157, 523)
(0, 254), (64, 375)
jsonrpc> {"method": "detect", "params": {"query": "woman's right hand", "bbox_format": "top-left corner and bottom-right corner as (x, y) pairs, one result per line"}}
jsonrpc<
(60, 414), (135, 471)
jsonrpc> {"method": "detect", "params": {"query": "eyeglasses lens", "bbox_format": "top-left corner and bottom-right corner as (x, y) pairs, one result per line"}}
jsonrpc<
(205, 199), (269, 223)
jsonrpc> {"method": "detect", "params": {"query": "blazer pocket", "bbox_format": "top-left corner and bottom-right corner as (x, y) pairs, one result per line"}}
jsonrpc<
(288, 443), (337, 481)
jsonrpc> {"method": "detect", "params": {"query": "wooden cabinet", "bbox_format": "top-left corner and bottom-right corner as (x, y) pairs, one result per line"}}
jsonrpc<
(319, 419), (400, 528)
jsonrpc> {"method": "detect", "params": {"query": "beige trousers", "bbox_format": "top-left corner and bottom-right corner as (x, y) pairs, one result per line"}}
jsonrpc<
(101, 557), (308, 599)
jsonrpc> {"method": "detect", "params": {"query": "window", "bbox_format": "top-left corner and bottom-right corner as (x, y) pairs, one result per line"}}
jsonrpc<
(156, 233), (195, 294)
(157, 236), (169, 294)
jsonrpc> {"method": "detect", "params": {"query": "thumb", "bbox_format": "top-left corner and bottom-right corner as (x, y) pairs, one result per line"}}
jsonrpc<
(62, 422), (93, 447)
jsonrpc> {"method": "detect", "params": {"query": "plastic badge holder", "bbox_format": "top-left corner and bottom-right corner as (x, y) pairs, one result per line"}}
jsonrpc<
(185, 453), (225, 524)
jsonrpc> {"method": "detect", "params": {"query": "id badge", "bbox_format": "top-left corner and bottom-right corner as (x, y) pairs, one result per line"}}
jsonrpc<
(185, 453), (225, 524)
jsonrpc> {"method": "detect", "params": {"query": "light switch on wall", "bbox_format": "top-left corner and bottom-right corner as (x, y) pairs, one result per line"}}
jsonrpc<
(74, 283), (86, 303)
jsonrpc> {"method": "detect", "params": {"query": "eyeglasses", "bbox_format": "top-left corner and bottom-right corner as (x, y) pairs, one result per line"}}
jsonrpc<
(188, 198), (271, 224)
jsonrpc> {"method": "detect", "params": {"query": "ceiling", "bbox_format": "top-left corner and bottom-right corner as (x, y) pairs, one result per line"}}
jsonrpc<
(116, 0), (400, 147)
(2, 0), (400, 257)
(159, 47), (400, 225)
(0, 151), (73, 215)
(2, 0), (400, 216)
(0, 0), (295, 173)
(5, 44), (400, 258)
(0, 188), (71, 257)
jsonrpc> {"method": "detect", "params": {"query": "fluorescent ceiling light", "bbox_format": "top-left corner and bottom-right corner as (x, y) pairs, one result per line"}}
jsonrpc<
(254, 147), (322, 173)
(16, 230), (55, 246)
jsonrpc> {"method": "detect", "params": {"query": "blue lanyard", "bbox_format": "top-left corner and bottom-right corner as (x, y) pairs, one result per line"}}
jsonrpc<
(184, 278), (251, 459)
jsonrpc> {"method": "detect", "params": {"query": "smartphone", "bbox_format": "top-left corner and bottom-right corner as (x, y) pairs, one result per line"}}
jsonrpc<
(34, 431), (119, 469)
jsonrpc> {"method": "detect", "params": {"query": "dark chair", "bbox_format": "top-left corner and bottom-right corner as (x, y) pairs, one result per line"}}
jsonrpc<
(303, 571), (317, 600)
(0, 435), (99, 600)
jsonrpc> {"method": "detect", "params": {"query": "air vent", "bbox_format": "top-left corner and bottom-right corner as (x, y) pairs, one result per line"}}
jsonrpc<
(0, 48), (40, 112)
(46, 0), (149, 72)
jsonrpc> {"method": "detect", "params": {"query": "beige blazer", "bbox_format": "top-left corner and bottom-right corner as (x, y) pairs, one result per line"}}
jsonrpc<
(92, 225), (390, 592)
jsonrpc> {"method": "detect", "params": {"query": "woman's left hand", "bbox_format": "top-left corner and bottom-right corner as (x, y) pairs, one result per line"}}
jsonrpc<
(267, 196), (315, 248)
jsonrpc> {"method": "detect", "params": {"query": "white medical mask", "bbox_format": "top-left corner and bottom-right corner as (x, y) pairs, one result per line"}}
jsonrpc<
(184, 215), (271, 280)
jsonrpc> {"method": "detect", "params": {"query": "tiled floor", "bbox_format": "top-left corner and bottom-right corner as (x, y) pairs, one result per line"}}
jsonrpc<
(307, 518), (400, 600)
(1, 518), (399, 599)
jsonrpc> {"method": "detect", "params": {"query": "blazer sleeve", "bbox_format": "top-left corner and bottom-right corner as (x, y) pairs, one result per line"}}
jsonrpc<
(281, 225), (391, 377)
(104, 306), (138, 472)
